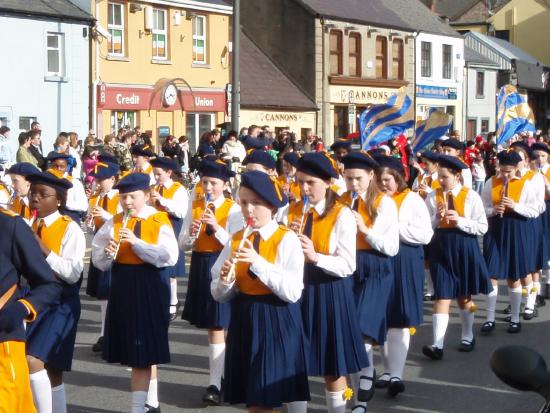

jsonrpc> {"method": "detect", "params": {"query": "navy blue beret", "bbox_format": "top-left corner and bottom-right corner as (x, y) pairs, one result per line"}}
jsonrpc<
(241, 170), (288, 209)
(420, 151), (440, 163)
(282, 152), (299, 167)
(90, 162), (119, 179)
(374, 155), (405, 176)
(510, 141), (533, 160)
(151, 156), (179, 172)
(28, 171), (73, 191)
(131, 144), (155, 157)
(198, 160), (235, 181)
(7, 162), (40, 177)
(441, 139), (464, 151)
(437, 154), (467, 171)
(330, 140), (353, 152)
(114, 172), (150, 193)
(46, 151), (70, 162)
(531, 143), (550, 154)
(243, 150), (276, 170)
(497, 150), (522, 166)
(98, 152), (119, 165)
(297, 152), (339, 180)
(341, 151), (379, 171)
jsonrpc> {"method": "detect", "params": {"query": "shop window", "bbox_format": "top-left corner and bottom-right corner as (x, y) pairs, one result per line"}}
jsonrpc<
(193, 15), (207, 64)
(108, 3), (125, 56)
(46, 32), (64, 76)
(481, 119), (489, 133)
(392, 39), (404, 80)
(329, 30), (343, 76)
(152, 9), (167, 59)
(421, 41), (432, 78)
(442, 44), (452, 79)
(19, 116), (37, 131)
(476, 71), (485, 98)
(349, 33), (361, 77)
(334, 106), (348, 139)
(186, 113), (214, 152)
(111, 111), (137, 133)
(376, 36), (387, 79)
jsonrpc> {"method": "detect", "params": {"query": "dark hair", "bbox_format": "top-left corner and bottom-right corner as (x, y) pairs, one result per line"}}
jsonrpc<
(30, 121), (40, 128)
(18, 132), (30, 146)
(248, 124), (260, 135)
(56, 188), (68, 210)
(376, 166), (408, 193)
(319, 187), (339, 219)
(0, 126), (10, 135)
(178, 135), (188, 143)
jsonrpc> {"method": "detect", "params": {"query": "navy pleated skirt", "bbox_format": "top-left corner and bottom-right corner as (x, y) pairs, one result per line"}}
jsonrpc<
(224, 294), (310, 408)
(182, 251), (230, 329)
(483, 214), (533, 280)
(530, 216), (544, 272)
(541, 202), (550, 270)
(354, 249), (394, 344)
(86, 263), (111, 300)
(103, 263), (171, 368)
(301, 264), (368, 377)
(26, 281), (81, 371)
(388, 243), (425, 328)
(429, 228), (491, 299)
(168, 216), (186, 278)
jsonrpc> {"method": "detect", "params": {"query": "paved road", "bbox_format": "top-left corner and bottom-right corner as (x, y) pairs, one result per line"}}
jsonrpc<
(64, 248), (550, 412)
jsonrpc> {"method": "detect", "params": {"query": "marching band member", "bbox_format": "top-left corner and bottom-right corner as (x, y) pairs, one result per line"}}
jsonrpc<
(91, 173), (178, 413)
(178, 160), (243, 406)
(330, 140), (352, 196)
(85, 162), (121, 353)
(374, 156), (433, 396)
(7, 162), (40, 223)
(287, 152), (368, 413)
(211, 170), (310, 412)
(339, 152), (399, 409)
(422, 155), (491, 360)
(243, 149), (277, 175)
(0, 176), (9, 206)
(0, 207), (61, 413)
(481, 150), (540, 334)
(277, 152), (301, 203)
(25, 171), (85, 413)
(130, 144), (156, 184)
(150, 157), (189, 321)
(440, 139), (473, 188)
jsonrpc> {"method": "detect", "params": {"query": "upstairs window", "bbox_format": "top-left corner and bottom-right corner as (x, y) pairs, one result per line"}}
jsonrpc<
(442, 44), (452, 79)
(152, 9), (167, 59)
(421, 41), (432, 77)
(108, 3), (124, 55)
(329, 30), (343, 75)
(376, 36), (388, 79)
(348, 33), (361, 77)
(47, 33), (64, 76)
(392, 39), (404, 80)
(193, 15), (207, 63)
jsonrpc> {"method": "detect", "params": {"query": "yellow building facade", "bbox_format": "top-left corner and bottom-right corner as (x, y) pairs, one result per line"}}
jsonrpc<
(92, 0), (232, 150)
(489, 0), (550, 66)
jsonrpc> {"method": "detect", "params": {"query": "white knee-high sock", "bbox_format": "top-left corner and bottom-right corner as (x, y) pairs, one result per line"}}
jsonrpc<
(380, 340), (390, 375)
(146, 378), (159, 408)
(286, 401), (308, 413)
(526, 282), (536, 310)
(534, 281), (541, 295)
(386, 328), (410, 380)
(170, 278), (178, 306)
(432, 313), (449, 349)
(52, 384), (67, 413)
(30, 369), (52, 413)
(426, 271), (434, 296)
(131, 391), (147, 413)
(460, 309), (474, 342)
(509, 286), (523, 323)
(209, 343), (225, 389)
(485, 287), (498, 323)
(325, 389), (346, 413)
(99, 300), (108, 336)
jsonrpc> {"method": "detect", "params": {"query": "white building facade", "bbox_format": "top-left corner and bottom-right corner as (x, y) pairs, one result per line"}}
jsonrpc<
(0, 4), (92, 158)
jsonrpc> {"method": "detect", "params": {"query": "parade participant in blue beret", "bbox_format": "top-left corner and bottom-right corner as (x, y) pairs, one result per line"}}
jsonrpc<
(178, 160), (243, 406)
(211, 170), (310, 412)
(373, 155), (433, 397)
(278, 152), (302, 202)
(130, 144), (156, 183)
(25, 171), (85, 413)
(92, 172), (178, 413)
(422, 155), (491, 360)
(243, 149), (277, 174)
(441, 139), (473, 188)
(286, 152), (368, 413)
(7, 162), (40, 223)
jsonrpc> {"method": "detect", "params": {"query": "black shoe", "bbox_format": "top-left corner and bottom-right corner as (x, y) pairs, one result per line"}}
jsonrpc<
(422, 345), (443, 360)
(357, 371), (376, 402)
(144, 404), (161, 413)
(202, 385), (221, 406)
(375, 372), (390, 389)
(480, 321), (496, 334)
(423, 293), (434, 302)
(523, 308), (535, 320)
(458, 338), (475, 352)
(536, 295), (546, 307)
(387, 378), (405, 397)
(169, 302), (181, 322)
(503, 304), (511, 315)
(92, 336), (104, 353)
(507, 321), (522, 333)
(545, 284), (550, 299)
(504, 315), (511, 322)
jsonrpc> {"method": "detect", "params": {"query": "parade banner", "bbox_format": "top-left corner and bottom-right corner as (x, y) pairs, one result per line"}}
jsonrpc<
(412, 110), (453, 152)
(496, 84), (535, 146)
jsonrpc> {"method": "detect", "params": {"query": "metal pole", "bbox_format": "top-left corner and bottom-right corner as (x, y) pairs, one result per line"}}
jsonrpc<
(231, 0), (240, 133)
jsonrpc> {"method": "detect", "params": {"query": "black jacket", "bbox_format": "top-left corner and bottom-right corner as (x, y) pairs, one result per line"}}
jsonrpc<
(28, 145), (46, 171)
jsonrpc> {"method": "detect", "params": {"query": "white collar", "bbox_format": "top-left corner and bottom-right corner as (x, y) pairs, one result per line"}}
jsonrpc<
(542, 164), (549, 174)
(134, 205), (159, 219)
(160, 179), (173, 189)
(253, 218), (279, 241)
(207, 194), (226, 208)
(41, 210), (61, 227)
(446, 184), (463, 197)
(106, 189), (118, 199)
(311, 198), (326, 215)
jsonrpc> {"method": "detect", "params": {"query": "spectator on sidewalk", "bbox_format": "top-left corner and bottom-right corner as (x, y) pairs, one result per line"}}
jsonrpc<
(16, 132), (39, 167)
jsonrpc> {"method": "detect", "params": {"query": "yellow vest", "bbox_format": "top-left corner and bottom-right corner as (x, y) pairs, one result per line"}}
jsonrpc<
(435, 187), (469, 229)
(192, 197), (235, 253)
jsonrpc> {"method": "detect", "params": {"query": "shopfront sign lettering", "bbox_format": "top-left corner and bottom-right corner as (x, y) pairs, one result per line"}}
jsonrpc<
(330, 86), (396, 104)
(116, 93), (141, 105)
(195, 96), (214, 107)
(259, 113), (300, 122)
(416, 85), (458, 100)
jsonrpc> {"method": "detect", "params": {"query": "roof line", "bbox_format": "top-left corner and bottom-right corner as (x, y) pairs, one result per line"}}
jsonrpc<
(241, 104), (319, 111)
(0, 8), (94, 23)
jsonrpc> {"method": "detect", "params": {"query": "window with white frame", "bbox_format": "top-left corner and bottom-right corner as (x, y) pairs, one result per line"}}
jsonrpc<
(152, 9), (167, 59)
(192, 15), (207, 63)
(47, 33), (64, 76)
(107, 2), (124, 55)
(442, 44), (452, 79)
(186, 113), (214, 151)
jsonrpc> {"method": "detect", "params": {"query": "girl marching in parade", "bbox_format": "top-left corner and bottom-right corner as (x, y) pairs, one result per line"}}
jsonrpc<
(374, 156), (433, 396)
(422, 155), (491, 359)
(339, 152), (399, 409)
(7, 162), (40, 223)
(277, 152), (301, 203)
(179, 160), (243, 405)
(91, 173), (178, 413)
(287, 152), (368, 413)
(130, 144), (156, 183)
(25, 171), (86, 413)
(440, 139), (473, 188)
(85, 162), (121, 353)
(210, 170), (310, 413)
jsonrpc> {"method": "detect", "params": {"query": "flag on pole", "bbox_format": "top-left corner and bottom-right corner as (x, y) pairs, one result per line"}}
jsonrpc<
(359, 87), (414, 150)
(412, 110), (453, 152)
(496, 85), (535, 146)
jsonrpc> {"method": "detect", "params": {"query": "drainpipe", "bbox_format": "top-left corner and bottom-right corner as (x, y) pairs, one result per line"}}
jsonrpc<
(91, 1), (100, 135)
